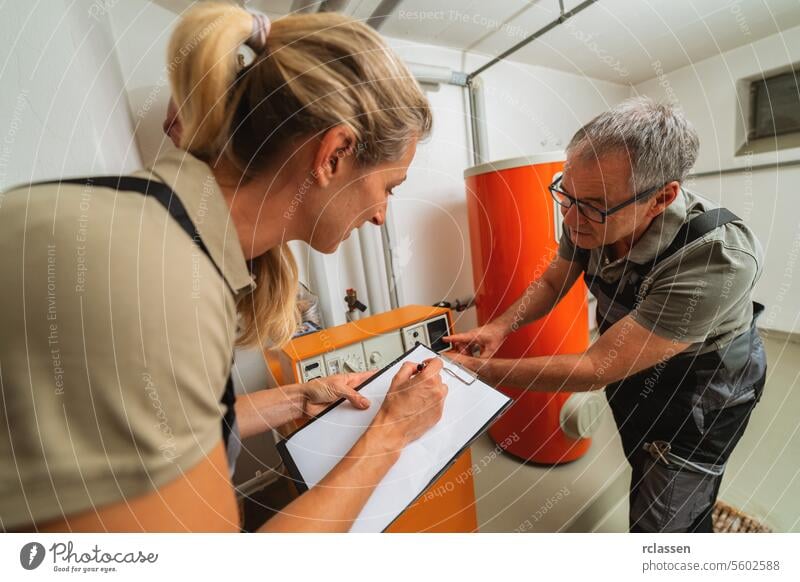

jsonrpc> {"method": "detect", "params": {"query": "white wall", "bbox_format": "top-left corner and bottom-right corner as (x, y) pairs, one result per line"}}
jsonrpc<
(635, 24), (800, 334)
(464, 54), (633, 163)
(0, 0), (140, 191)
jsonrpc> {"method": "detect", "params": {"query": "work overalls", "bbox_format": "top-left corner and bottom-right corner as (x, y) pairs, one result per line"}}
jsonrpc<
(582, 208), (767, 532)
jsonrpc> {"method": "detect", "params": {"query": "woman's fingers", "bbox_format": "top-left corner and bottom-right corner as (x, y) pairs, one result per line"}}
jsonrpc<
(389, 358), (443, 394)
(416, 357), (443, 379)
(391, 361), (421, 385)
(330, 358), (449, 414)
(344, 370), (374, 388)
(336, 385), (370, 409)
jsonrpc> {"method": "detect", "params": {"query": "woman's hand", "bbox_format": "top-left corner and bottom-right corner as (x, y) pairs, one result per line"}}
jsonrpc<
(302, 371), (374, 417)
(263, 359), (448, 532)
(443, 321), (508, 357)
(368, 358), (448, 451)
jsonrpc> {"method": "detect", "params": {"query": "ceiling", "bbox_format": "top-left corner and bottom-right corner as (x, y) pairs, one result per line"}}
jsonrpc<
(163, 0), (800, 84)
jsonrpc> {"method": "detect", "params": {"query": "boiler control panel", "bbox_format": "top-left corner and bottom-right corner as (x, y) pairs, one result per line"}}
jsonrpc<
(270, 305), (454, 384)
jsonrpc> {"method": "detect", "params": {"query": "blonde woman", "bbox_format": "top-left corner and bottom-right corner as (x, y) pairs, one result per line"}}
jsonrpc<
(0, 4), (446, 532)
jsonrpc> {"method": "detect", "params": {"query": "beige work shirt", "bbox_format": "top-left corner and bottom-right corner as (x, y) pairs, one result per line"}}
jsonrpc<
(558, 188), (764, 354)
(0, 150), (254, 529)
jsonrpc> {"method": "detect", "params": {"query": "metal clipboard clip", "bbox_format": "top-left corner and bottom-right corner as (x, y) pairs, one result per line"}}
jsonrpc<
(440, 357), (478, 386)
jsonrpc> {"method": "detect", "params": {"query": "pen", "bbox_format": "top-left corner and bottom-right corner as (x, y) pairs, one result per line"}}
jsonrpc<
(415, 362), (427, 373)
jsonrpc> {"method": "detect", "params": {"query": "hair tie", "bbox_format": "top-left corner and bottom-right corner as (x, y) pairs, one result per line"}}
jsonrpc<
(245, 12), (271, 53)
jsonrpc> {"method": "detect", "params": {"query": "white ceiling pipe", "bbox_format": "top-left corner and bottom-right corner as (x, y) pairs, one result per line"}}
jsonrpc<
(407, 63), (468, 87)
(463, 0), (599, 166)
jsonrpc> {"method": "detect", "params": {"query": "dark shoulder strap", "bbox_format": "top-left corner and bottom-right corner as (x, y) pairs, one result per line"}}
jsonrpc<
(44, 176), (230, 291)
(37, 175), (239, 464)
(638, 207), (740, 274)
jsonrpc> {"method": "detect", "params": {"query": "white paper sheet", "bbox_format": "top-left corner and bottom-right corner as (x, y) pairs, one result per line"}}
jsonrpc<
(280, 344), (511, 532)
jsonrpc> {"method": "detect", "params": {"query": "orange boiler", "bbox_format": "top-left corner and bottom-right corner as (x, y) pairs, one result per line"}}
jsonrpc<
(464, 153), (597, 464)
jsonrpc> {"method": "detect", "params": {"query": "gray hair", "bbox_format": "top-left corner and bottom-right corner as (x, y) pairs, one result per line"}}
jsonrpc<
(566, 97), (699, 193)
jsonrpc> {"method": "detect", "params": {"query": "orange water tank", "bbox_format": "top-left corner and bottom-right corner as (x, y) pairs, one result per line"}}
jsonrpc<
(464, 153), (592, 464)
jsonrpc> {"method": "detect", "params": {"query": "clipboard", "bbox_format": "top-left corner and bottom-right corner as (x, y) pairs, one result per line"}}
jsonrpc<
(277, 343), (512, 532)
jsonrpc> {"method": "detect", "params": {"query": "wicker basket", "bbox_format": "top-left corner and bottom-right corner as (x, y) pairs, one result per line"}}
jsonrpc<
(712, 500), (772, 533)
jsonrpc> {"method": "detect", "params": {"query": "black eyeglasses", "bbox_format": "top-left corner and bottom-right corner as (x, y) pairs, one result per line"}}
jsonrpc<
(548, 174), (665, 224)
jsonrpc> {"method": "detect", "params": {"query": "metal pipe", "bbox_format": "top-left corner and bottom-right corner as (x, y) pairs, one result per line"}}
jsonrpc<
(234, 470), (281, 499)
(467, 0), (599, 81)
(408, 63), (468, 87)
(365, 0), (404, 30)
(358, 225), (391, 315)
(468, 77), (489, 165)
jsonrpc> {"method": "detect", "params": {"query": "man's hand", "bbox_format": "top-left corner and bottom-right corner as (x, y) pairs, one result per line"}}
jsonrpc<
(444, 256), (583, 358)
(443, 321), (508, 357)
(446, 315), (693, 392)
(446, 352), (485, 374)
(303, 372), (374, 417)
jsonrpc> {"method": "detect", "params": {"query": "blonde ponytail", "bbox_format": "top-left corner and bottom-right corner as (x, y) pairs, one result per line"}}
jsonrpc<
(237, 245), (299, 348)
(168, 3), (432, 348)
(167, 3), (251, 157)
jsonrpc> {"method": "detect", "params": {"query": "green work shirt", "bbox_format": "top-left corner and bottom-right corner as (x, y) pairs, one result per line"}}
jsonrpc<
(558, 188), (763, 354)
(0, 150), (255, 529)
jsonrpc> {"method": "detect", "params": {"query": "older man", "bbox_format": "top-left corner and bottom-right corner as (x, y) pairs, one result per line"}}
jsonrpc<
(446, 97), (766, 533)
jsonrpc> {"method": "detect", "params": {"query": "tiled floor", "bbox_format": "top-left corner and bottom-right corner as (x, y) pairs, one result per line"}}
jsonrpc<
(718, 334), (800, 532)
(472, 334), (800, 532)
(471, 401), (630, 532)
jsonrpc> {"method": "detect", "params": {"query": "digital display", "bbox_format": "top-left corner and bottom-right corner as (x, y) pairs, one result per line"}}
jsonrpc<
(426, 317), (451, 353)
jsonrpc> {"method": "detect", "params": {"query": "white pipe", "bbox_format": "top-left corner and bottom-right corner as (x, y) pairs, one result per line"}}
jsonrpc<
(380, 224), (399, 310)
(407, 63), (468, 87)
(468, 77), (489, 165)
(308, 250), (344, 327)
(380, 199), (406, 309)
(358, 224), (391, 316)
